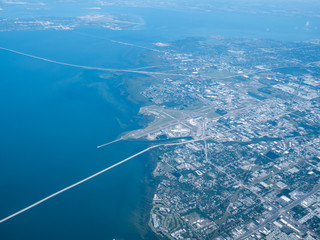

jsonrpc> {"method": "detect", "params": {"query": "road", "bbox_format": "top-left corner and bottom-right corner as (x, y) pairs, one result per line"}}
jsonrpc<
(236, 182), (320, 240)
(110, 40), (161, 52)
(0, 46), (194, 77)
(0, 138), (203, 225)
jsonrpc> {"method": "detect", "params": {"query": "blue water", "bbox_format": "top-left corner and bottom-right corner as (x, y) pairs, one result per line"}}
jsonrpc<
(0, 30), (154, 239)
(0, 5), (320, 240)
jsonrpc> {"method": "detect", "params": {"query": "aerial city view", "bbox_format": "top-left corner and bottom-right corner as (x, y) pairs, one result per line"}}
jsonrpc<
(1, 0), (320, 239)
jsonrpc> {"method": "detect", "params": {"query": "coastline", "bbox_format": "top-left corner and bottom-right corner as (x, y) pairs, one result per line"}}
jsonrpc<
(130, 149), (162, 239)
(113, 70), (162, 239)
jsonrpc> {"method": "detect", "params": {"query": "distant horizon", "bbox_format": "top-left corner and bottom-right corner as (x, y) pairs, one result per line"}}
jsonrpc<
(0, 1), (320, 240)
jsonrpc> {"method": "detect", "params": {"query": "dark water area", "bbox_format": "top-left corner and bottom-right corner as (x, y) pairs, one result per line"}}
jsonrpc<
(0, 5), (320, 240)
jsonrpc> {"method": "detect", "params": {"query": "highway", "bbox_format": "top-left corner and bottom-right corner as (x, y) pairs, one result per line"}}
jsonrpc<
(0, 138), (202, 224)
(110, 40), (161, 52)
(236, 182), (320, 240)
(0, 46), (193, 77)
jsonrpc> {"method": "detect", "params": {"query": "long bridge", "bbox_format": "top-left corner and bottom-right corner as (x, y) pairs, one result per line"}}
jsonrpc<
(0, 138), (201, 224)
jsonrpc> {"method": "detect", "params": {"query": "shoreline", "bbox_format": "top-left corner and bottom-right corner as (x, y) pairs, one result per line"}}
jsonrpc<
(113, 70), (163, 239)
